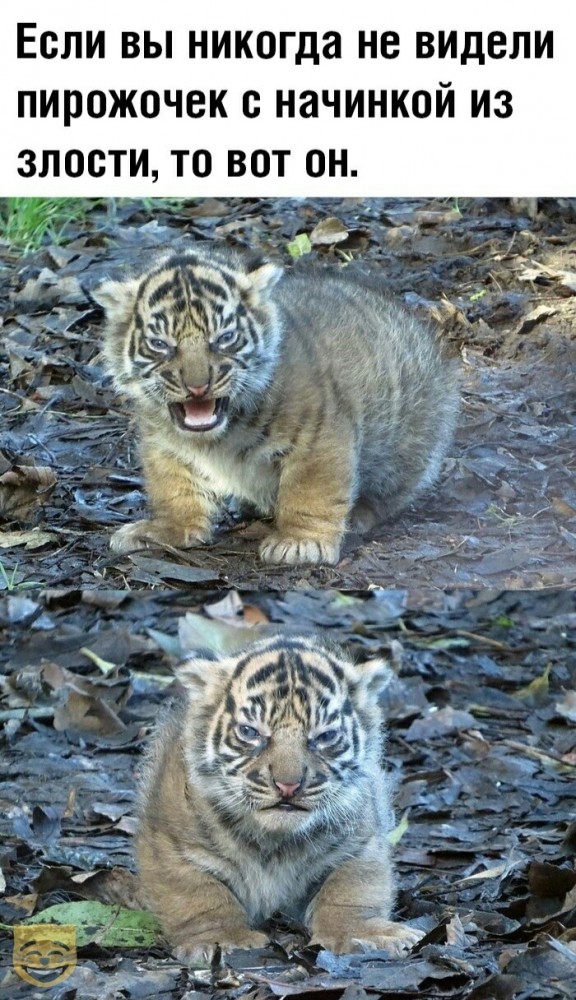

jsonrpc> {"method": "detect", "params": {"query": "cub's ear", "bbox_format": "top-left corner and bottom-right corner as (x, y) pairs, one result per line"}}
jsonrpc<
(245, 259), (282, 299)
(175, 654), (236, 693)
(89, 277), (140, 318)
(352, 657), (393, 705)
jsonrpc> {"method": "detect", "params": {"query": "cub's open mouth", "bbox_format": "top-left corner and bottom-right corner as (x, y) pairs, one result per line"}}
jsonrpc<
(169, 396), (229, 432)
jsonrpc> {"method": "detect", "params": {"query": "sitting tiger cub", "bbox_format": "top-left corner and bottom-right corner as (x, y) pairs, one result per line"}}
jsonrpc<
(136, 634), (423, 962)
(94, 245), (459, 565)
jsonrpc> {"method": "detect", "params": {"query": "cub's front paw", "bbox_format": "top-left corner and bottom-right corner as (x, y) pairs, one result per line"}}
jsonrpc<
(110, 519), (210, 553)
(313, 920), (424, 957)
(173, 928), (269, 965)
(259, 534), (341, 566)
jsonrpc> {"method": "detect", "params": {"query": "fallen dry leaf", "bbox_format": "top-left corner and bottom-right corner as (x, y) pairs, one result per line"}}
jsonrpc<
(0, 528), (57, 549)
(0, 459), (57, 521)
(309, 217), (349, 245)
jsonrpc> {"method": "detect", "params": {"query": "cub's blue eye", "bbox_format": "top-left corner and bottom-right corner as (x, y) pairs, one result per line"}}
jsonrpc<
(215, 329), (238, 349)
(314, 729), (341, 746)
(147, 337), (170, 353)
(236, 724), (260, 742)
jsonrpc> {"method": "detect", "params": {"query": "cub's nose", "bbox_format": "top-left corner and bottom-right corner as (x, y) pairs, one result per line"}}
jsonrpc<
(186, 382), (211, 398)
(273, 779), (302, 798)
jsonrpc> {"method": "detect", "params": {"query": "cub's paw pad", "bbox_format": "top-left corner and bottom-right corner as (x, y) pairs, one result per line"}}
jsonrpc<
(110, 519), (209, 553)
(259, 535), (341, 566)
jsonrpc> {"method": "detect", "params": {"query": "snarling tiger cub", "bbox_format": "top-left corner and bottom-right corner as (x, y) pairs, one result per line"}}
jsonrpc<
(136, 634), (423, 961)
(94, 244), (459, 565)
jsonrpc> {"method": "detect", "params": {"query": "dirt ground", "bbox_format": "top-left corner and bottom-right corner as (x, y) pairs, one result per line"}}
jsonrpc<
(0, 199), (575, 999)
(0, 196), (575, 592)
(1, 587), (575, 999)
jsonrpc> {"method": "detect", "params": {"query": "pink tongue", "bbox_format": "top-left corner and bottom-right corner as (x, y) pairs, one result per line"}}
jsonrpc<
(182, 398), (217, 428)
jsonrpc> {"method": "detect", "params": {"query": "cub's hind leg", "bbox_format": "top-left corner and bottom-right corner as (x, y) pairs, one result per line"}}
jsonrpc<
(110, 445), (216, 553)
(348, 497), (381, 534)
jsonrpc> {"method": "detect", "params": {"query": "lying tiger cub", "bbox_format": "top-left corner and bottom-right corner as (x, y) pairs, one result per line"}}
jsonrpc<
(95, 245), (459, 565)
(136, 634), (423, 962)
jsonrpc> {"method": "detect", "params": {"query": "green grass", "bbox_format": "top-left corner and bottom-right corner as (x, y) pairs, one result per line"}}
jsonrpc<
(0, 197), (93, 252)
(0, 197), (192, 253)
(0, 560), (40, 591)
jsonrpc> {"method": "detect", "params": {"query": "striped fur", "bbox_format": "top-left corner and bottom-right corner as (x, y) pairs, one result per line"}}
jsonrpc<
(95, 244), (460, 564)
(136, 635), (423, 961)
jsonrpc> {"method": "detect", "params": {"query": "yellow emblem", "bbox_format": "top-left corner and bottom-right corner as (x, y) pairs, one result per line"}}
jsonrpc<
(12, 924), (77, 987)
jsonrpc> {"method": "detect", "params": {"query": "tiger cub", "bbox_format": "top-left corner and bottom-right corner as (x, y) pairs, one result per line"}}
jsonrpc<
(94, 244), (459, 565)
(136, 634), (422, 962)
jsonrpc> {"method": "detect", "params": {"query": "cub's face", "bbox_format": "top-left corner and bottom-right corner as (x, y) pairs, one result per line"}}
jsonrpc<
(178, 637), (391, 836)
(94, 249), (282, 437)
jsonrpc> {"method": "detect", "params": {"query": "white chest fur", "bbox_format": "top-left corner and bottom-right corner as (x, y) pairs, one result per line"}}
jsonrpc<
(152, 426), (287, 514)
(183, 840), (340, 924)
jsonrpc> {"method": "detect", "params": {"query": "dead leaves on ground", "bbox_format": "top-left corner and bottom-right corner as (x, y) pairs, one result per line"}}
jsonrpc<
(1, 589), (575, 997)
(1, 197), (576, 590)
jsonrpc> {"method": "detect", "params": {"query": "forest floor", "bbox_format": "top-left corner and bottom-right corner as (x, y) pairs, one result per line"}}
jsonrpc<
(0, 196), (575, 592)
(0, 587), (575, 999)
(0, 198), (575, 999)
